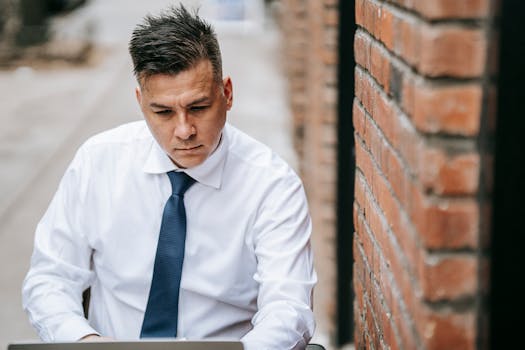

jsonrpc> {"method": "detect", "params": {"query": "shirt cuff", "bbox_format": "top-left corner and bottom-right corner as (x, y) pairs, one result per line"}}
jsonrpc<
(53, 316), (99, 342)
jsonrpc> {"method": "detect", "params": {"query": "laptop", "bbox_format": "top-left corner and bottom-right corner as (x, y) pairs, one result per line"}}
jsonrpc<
(7, 340), (244, 350)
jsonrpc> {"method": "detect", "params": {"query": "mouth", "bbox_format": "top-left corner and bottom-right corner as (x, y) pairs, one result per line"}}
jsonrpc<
(174, 145), (202, 152)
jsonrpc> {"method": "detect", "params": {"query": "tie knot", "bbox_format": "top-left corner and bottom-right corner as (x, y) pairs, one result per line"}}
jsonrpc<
(167, 171), (195, 196)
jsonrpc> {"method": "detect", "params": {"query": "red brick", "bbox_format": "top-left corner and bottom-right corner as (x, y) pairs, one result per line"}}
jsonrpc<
(355, 67), (364, 104)
(419, 25), (487, 78)
(419, 149), (480, 195)
(386, 146), (405, 203)
(354, 317), (365, 349)
(399, 18), (421, 67)
(411, 186), (479, 249)
(354, 264), (364, 312)
(413, 83), (483, 136)
(353, 99), (366, 139)
(354, 31), (370, 69)
(418, 309), (476, 350)
(365, 296), (379, 348)
(380, 307), (393, 350)
(370, 43), (391, 92)
(356, 0), (365, 26)
(378, 260), (393, 319)
(357, 69), (398, 149)
(395, 110), (420, 175)
(390, 196), (422, 285)
(379, 5), (394, 49)
(360, 69), (375, 115)
(419, 254), (478, 301)
(364, 0), (380, 39)
(392, 294), (420, 350)
(354, 231), (366, 286)
(359, 220), (376, 280)
(415, 0), (490, 19)
(373, 86), (396, 145)
(401, 73), (416, 119)
(377, 276), (399, 350)
(381, 276), (404, 350)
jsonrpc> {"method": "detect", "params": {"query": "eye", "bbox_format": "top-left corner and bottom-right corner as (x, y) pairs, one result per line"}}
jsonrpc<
(154, 110), (172, 116)
(190, 105), (209, 112)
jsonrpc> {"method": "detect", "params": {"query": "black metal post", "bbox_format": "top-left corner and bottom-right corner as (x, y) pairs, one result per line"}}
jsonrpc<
(336, 0), (356, 346)
(490, 0), (525, 346)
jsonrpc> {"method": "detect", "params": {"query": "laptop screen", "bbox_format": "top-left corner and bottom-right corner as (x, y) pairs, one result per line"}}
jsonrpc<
(7, 340), (244, 350)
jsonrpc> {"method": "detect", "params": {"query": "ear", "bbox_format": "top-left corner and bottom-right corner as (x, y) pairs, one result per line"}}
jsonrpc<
(222, 76), (233, 111)
(135, 86), (142, 105)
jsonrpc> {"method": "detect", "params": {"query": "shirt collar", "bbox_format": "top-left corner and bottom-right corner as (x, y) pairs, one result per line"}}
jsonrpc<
(142, 126), (229, 190)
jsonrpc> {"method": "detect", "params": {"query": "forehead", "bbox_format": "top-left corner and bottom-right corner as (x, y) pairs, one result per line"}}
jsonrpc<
(140, 60), (217, 97)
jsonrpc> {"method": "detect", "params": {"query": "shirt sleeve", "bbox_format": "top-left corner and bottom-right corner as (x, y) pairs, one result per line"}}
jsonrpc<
(22, 146), (98, 341)
(241, 168), (317, 350)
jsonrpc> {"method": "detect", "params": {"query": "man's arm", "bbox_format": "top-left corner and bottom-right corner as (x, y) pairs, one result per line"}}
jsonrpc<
(79, 335), (113, 342)
(241, 170), (317, 350)
(22, 147), (98, 341)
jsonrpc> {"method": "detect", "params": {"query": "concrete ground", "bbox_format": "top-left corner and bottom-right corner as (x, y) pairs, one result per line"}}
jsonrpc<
(0, 0), (332, 348)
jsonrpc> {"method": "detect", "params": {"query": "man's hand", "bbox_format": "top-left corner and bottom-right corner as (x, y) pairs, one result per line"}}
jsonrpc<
(79, 334), (114, 342)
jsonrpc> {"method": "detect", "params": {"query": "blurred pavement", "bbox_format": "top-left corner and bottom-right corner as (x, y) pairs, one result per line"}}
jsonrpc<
(0, 0), (314, 348)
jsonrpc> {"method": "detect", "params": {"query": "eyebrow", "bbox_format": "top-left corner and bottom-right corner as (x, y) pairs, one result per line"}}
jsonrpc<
(149, 96), (211, 110)
(149, 103), (172, 109)
(186, 96), (211, 106)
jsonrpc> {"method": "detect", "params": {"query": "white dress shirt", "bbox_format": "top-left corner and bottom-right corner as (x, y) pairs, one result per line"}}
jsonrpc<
(22, 121), (317, 350)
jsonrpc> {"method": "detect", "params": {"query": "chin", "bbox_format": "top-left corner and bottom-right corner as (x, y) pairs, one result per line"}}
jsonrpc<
(172, 156), (207, 169)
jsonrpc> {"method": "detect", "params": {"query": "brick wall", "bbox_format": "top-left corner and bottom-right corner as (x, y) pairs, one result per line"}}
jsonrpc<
(278, 0), (339, 345)
(353, 0), (497, 349)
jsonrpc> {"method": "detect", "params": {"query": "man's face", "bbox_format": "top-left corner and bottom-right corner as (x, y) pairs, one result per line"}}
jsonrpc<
(136, 60), (233, 168)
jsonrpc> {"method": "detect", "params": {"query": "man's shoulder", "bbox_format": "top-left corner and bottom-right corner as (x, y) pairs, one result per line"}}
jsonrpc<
(72, 120), (152, 169)
(82, 120), (151, 149)
(224, 123), (297, 178)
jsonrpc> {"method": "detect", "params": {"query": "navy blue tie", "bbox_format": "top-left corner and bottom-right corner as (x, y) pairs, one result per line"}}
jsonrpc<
(140, 171), (195, 338)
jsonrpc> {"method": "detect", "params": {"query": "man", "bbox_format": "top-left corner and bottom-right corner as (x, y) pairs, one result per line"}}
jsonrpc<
(22, 5), (316, 350)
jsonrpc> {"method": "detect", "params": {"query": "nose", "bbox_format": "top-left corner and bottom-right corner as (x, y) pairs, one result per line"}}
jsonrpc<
(173, 114), (196, 140)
